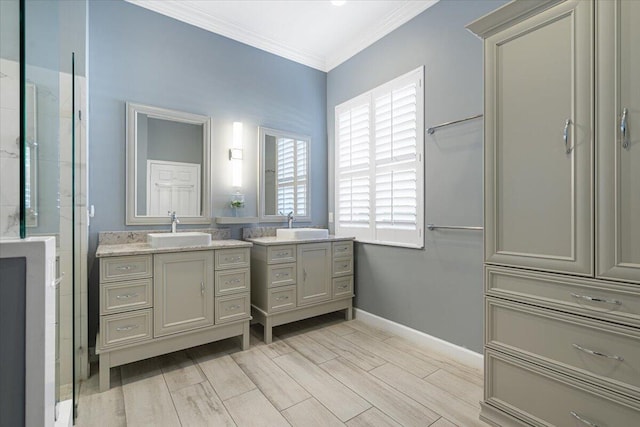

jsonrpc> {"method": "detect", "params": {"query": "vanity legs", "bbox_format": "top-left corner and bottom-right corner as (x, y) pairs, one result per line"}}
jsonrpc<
(345, 305), (353, 321)
(242, 321), (250, 350)
(264, 317), (274, 344)
(99, 352), (110, 392)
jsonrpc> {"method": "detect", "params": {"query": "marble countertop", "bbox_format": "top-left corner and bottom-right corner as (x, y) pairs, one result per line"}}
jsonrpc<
(96, 239), (252, 258)
(247, 235), (354, 246)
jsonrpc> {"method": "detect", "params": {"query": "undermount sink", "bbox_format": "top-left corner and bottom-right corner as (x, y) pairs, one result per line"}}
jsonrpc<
(276, 228), (329, 240)
(147, 232), (211, 248)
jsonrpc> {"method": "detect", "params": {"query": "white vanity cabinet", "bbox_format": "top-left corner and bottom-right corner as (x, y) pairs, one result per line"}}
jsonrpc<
(250, 238), (354, 343)
(96, 244), (251, 392)
(468, 1), (640, 425)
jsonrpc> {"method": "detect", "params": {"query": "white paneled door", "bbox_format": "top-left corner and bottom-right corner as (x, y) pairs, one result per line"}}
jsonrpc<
(147, 160), (200, 216)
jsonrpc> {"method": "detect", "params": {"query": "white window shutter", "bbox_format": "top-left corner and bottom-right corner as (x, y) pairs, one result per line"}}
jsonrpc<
(335, 67), (424, 248)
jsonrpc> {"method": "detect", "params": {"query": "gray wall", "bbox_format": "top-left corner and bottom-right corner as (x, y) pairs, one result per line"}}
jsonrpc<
(0, 257), (26, 427)
(327, 0), (506, 353)
(88, 0), (327, 341)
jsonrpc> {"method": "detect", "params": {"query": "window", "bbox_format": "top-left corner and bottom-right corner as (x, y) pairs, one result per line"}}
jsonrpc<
(334, 67), (424, 248)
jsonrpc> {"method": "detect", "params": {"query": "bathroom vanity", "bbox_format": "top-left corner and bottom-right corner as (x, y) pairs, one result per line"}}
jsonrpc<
(95, 233), (251, 391)
(248, 235), (354, 343)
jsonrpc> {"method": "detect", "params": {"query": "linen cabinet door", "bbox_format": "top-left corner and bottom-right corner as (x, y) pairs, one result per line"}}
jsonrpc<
(154, 251), (214, 337)
(597, 0), (640, 284)
(484, 0), (593, 275)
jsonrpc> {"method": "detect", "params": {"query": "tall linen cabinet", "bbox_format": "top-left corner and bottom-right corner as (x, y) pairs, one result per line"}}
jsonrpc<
(468, 1), (640, 426)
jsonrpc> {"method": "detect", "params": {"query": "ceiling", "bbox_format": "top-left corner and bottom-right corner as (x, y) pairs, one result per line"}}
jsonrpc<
(127, 0), (439, 72)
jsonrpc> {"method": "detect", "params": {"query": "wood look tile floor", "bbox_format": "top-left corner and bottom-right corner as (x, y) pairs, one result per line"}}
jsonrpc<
(76, 313), (484, 427)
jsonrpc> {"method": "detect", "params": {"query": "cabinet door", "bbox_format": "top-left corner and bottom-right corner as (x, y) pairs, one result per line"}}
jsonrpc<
(597, 0), (640, 283)
(297, 243), (331, 306)
(484, 0), (593, 275)
(154, 251), (214, 337)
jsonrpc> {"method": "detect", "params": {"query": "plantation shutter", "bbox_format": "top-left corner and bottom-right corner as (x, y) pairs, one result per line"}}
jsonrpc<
(334, 67), (424, 248)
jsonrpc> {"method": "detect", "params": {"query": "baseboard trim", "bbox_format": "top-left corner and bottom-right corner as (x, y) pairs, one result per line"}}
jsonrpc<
(353, 308), (484, 370)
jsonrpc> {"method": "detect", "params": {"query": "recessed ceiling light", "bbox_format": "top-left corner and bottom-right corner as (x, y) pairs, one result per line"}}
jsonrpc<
(331, 1), (346, 6)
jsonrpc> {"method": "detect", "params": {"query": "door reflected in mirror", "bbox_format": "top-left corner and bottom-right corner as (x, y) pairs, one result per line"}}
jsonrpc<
(259, 127), (310, 222)
(126, 103), (211, 225)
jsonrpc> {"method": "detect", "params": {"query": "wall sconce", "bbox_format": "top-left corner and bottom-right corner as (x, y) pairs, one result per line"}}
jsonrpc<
(230, 121), (243, 188)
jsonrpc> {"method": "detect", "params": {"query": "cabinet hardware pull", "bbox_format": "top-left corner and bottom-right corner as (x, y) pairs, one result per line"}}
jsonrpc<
(563, 118), (572, 153)
(116, 325), (139, 332)
(621, 107), (629, 149)
(116, 293), (139, 300)
(275, 273), (288, 278)
(337, 247), (347, 252)
(338, 284), (348, 289)
(276, 251), (288, 256)
(342, 263), (349, 268)
(570, 411), (600, 427)
(115, 265), (133, 271)
(225, 279), (241, 285)
(201, 282), (205, 296)
(303, 269), (307, 281)
(570, 293), (621, 305)
(572, 343), (624, 361)
(276, 296), (289, 301)
(226, 304), (240, 311)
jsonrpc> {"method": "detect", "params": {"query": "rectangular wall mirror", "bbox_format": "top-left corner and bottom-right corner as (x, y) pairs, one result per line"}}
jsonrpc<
(126, 102), (211, 225)
(258, 127), (310, 222)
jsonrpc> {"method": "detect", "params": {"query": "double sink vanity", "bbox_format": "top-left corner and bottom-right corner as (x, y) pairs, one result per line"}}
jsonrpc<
(95, 227), (354, 392)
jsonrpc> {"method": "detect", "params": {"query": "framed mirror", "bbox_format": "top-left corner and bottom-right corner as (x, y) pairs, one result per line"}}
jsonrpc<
(258, 127), (310, 222)
(126, 102), (211, 225)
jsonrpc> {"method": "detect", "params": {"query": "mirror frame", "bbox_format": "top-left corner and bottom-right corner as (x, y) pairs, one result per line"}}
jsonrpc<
(126, 102), (212, 225)
(258, 126), (311, 223)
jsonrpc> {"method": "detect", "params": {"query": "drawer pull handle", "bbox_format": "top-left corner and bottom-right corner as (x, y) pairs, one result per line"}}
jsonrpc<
(116, 293), (139, 300)
(570, 293), (621, 306)
(276, 296), (289, 301)
(225, 279), (242, 285)
(116, 325), (139, 332)
(338, 284), (348, 289)
(276, 251), (289, 256)
(115, 265), (134, 271)
(225, 256), (242, 262)
(341, 263), (349, 268)
(570, 411), (600, 427)
(336, 247), (347, 252)
(226, 304), (241, 311)
(621, 107), (629, 149)
(572, 344), (624, 362)
(275, 273), (289, 278)
(201, 282), (205, 296)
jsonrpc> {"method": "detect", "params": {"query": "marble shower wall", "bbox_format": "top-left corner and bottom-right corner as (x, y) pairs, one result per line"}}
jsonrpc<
(0, 58), (20, 238)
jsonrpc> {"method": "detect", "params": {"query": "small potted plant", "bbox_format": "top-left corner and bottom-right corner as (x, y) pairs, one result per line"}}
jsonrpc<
(229, 192), (245, 216)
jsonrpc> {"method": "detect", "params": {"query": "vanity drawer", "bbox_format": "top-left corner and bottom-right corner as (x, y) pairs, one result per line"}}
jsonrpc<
(100, 279), (152, 315)
(332, 241), (353, 258)
(215, 268), (250, 296)
(268, 263), (296, 287)
(487, 297), (640, 399)
(267, 245), (296, 264)
(268, 285), (297, 312)
(486, 266), (640, 328)
(215, 293), (250, 324)
(333, 276), (353, 299)
(485, 349), (640, 427)
(100, 255), (152, 283)
(100, 309), (152, 350)
(332, 257), (353, 277)
(215, 248), (250, 270)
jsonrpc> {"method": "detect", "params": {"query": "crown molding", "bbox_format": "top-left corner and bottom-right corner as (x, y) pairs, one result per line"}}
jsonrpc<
(129, 0), (328, 70)
(128, 0), (438, 72)
(326, 0), (438, 71)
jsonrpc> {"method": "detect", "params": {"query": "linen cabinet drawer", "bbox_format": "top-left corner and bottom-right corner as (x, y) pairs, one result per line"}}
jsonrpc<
(485, 350), (640, 427)
(215, 268), (250, 296)
(100, 309), (152, 349)
(486, 266), (640, 328)
(332, 241), (353, 258)
(487, 298), (640, 399)
(332, 257), (353, 277)
(215, 248), (250, 270)
(268, 263), (296, 287)
(215, 294), (250, 324)
(267, 245), (296, 264)
(100, 279), (152, 315)
(333, 276), (353, 299)
(100, 255), (152, 282)
(268, 285), (296, 312)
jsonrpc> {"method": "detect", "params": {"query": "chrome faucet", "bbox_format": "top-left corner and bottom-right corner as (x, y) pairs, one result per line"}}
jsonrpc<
(168, 211), (179, 233)
(286, 211), (294, 229)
